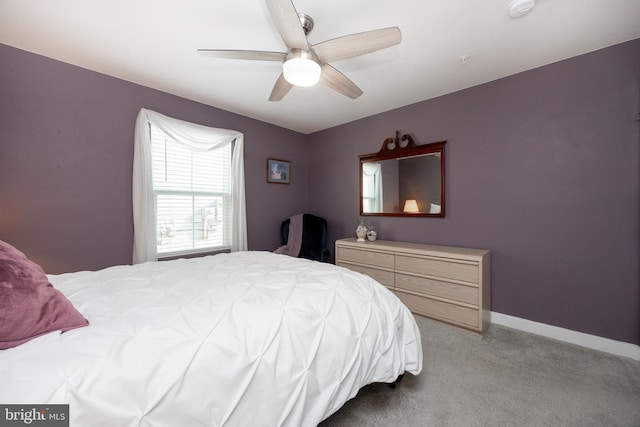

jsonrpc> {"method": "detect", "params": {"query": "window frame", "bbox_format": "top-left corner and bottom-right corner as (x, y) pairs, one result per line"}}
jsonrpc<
(150, 126), (232, 258)
(132, 108), (247, 264)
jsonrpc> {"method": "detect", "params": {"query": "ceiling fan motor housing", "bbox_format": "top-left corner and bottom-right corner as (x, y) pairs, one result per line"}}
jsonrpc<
(298, 13), (314, 35)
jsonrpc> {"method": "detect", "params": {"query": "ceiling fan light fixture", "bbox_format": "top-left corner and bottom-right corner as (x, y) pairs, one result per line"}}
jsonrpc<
(283, 50), (321, 87)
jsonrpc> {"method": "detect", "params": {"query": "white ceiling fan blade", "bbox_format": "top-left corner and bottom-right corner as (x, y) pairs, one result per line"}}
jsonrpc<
(319, 64), (363, 99)
(265, 0), (309, 50)
(269, 73), (294, 101)
(313, 27), (401, 63)
(198, 49), (286, 61)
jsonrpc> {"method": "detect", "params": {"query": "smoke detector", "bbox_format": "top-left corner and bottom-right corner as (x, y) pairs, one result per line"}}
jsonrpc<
(508, 0), (536, 18)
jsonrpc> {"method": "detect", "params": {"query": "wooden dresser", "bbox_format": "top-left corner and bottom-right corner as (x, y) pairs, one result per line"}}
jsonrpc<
(335, 238), (490, 334)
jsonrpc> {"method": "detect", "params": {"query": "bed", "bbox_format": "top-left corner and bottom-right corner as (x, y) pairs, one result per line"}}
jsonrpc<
(0, 245), (422, 426)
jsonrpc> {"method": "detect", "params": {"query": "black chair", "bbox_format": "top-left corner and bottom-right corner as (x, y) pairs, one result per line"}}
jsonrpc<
(281, 214), (330, 262)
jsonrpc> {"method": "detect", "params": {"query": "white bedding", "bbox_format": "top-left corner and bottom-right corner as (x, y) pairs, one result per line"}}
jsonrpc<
(0, 251), (422, 426)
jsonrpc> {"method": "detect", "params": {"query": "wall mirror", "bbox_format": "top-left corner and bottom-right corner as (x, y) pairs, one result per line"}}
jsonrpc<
(359, 131), (446, 217)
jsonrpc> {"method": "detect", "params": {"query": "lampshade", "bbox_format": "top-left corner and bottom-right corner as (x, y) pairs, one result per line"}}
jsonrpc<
(403, 199), (419, 213)
(283, 50), (321, 87)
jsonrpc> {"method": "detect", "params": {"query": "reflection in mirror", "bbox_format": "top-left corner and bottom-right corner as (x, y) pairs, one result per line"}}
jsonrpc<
(360, 131), (446, 217)
(363, 153), (442, 214)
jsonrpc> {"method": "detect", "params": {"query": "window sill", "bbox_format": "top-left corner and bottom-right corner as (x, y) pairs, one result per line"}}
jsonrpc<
(158, 247), (231, 261)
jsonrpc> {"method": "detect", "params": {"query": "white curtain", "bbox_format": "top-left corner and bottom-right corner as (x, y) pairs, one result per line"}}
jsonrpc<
(362, 162), (383, 213)
(132, 108), (247, 264)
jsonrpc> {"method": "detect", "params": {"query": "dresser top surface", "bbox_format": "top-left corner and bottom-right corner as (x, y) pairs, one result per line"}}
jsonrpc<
(336, 237), (490, 259)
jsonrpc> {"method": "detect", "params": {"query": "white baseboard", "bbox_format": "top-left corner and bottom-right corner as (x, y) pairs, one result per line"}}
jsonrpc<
(490, 312), (640, 362)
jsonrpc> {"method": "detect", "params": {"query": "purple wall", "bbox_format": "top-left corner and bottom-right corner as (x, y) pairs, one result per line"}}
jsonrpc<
(1, 39), (638, 345)
(307, 39), (640, 345)
(0, 44), (308, 273)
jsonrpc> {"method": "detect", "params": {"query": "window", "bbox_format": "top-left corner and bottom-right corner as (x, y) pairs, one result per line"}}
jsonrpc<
(362, 162), (383, 213)
(132, 109), (247, 264)
(151, 126), (231, 256)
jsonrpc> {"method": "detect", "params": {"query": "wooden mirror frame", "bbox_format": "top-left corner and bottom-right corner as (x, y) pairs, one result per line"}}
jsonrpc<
(359, 131), (446, 217)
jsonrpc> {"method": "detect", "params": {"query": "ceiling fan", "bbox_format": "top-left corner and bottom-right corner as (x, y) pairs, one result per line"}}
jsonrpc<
(198, 0), (401, 101)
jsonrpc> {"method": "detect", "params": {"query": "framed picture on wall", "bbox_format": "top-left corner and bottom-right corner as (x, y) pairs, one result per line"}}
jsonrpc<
(267, 158), (290, 184)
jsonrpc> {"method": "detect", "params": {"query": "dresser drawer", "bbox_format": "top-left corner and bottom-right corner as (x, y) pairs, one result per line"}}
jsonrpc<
(395, 273), (478, 306)
(395, 255), (479, 283)
(336, 246), (395, 269)
(338, 263), (394, 289)
(395, 291), (479, 329)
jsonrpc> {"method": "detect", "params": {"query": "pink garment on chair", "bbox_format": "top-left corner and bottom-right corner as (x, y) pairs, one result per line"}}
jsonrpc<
(273, 213), (303, 257)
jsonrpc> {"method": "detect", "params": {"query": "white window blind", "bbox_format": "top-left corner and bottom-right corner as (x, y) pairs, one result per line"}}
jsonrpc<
(151, 125), (231, 256)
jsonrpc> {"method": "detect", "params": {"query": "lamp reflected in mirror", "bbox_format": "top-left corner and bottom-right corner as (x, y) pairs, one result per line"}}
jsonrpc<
(403, 199), (419, 213)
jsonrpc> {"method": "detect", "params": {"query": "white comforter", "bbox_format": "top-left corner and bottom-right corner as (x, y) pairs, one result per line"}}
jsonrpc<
(0, 251), (422, 426)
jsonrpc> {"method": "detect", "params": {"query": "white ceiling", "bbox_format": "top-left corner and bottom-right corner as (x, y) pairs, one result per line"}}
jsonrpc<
(2, 0), (639, 134)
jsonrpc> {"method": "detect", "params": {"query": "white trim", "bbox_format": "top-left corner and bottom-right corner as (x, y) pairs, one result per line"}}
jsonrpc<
(490, 312), (640, 361)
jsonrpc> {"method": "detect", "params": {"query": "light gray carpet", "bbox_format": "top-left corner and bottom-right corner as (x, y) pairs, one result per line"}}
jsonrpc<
(320, 315), (640, 427)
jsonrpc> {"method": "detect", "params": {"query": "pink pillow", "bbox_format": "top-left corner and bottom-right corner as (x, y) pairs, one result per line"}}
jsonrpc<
(0, 240), (89, 350)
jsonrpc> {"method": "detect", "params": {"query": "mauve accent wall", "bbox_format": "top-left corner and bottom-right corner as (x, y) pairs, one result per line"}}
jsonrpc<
(0, 44), (308, 274)
(307, 39), (640, 345)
